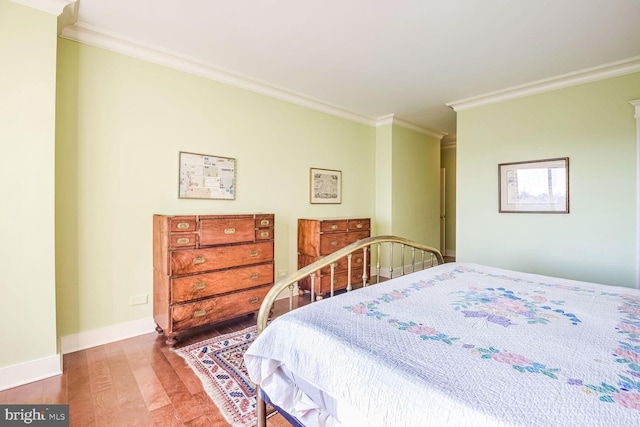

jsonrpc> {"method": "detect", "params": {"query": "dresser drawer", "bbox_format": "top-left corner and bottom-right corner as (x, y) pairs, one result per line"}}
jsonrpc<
(255, 228), (274, 240)
(200, 218), (255, 246)
(298, 267), (366, 296)
(298, 252), (368, 275)
(347, 218), (370, 231)
(171, 285), (270, 332)
(168, 233), (198, 249)
(320, 220), (347, 233)
(319, 230), (369, 255)
(255, 215), (274, 228)
(171, 263), (274, 303)
(170, 241), (274, 275)
(169, 217), (197, 232)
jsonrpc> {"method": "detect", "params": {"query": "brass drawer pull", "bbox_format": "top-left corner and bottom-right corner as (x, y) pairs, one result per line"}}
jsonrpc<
(330, 241), (338, 246)
(249, 296), (260, 304)
(249, 250), (259, 257)
(177, 237), (190, 244)
(224, 227), (236, 234)
(249, 273), (259, 279)
(331, 224), (338, 230)
(356, 223), (363, 228)
(260, 219), (270, 226)
(260, 231), (270, 238)
(193, 257), (206, 264)
(193, 309), (206, 318)
(356, 258), (363, 264)
(193, 283), (206, 291)
(177, 222), (190, 230)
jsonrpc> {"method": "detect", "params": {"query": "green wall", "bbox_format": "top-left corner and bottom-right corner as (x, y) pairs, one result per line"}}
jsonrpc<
(391, 125), (441, 247)
(457, 72), (640, 288)
(0, 0), (59, 367)
(55, 39), (380, 336)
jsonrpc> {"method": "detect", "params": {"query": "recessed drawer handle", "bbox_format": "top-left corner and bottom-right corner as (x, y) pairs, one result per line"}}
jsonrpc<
(224, 227), (236, 234)
(330, 241), (338, 246)
(331, 224), (338, 230)
(260, 219), (270, 226)
(193, 257), (206, 264)
(193, 309), (206, 318)
(177, 237), (190, 244)
(356, 223), (363, 228)
(250, 273), (259, 279)
(249, 297), (260, 304)
(249, 250), (259, 257)
(177, 222), (190, 230)
(260, 231), (270, 238)
(193, 283), (206, 291)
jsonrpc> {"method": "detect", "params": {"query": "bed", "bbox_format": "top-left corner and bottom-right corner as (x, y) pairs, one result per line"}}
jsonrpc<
(244, 236), (640, 426)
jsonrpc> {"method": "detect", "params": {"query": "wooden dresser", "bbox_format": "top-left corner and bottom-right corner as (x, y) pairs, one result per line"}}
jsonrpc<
(153, 213), (274, 347)
(297, 217), (370, 300)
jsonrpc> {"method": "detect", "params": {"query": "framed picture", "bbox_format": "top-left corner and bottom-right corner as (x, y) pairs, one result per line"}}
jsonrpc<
(498, 157), (569, 213)
(310, 167), (342, 204)
(178, 151), (236, 200)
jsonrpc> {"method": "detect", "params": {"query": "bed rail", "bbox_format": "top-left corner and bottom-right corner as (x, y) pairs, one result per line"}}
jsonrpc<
(256, 235), (444, 335)
(254, 235), (443, 426)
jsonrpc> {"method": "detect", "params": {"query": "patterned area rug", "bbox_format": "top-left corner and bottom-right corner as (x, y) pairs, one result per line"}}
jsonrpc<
(176, 325), (269, 427)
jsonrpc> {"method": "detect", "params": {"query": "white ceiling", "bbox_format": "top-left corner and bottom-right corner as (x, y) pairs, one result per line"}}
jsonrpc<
(67, 0), (640, 140)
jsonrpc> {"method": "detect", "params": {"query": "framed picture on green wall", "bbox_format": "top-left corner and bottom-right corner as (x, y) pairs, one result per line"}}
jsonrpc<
(310, 167), (342, 204)
(498, 157), (569, 213)
(178, 151), (236, 200)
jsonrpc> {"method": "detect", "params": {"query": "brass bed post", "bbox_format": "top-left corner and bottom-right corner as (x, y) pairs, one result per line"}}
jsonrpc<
(362, 246), (369, 287)
(330, 263), (336, 298)
(389, 242), (394, 279)
(375, 243), (381, 284)
(347, 254), (353, 292)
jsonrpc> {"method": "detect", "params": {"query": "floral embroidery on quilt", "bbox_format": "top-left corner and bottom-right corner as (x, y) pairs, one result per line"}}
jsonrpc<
(463, 344), (560, 379)
(450, 287), (582, 327)
(387, 319), (458, 345)
(342, 270), (640, 411)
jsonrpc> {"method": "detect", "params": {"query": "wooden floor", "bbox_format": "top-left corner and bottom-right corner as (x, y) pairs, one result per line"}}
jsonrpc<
(0, 297), (307, 427)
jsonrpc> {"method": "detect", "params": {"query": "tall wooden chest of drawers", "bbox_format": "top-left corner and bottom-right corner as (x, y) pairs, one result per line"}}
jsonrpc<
(153, 213), (274, 347)
(297, 217), (370, 299)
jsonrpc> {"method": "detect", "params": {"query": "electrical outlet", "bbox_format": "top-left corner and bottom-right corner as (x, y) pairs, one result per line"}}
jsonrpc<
(130, 294), (148, 306)
(278, 270), (288, 278)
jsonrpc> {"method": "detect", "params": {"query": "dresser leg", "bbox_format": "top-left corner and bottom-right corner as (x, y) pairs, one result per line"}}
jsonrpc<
(166, 336), (178, 348)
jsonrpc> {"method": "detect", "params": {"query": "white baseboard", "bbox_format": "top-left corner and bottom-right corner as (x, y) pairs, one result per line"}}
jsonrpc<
(60, 317), (157, 355)
(0, 354), (62, 391)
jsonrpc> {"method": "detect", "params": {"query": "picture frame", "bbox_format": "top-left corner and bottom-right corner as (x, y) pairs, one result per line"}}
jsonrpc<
(498, 157), (569, 213)
(310, 167), (342, 204)
(178, 151), (236, 200)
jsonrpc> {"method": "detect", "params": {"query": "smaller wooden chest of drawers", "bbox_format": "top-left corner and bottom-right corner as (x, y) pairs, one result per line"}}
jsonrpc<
(153, 213), (274, 346)
(297, 217), (370, 299)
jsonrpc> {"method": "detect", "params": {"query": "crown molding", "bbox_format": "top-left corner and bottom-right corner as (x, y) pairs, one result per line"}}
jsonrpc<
(376, 114), (446, 140)
(447, 56), (640, 112)
(11, 0), (77, 33)
(60, 22), (382, 127)
(631, 99), (640, 119)
(441, 140), (457, 149)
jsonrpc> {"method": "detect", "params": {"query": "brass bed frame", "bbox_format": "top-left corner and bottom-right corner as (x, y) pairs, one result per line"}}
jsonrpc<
(254, 235), (444, 427)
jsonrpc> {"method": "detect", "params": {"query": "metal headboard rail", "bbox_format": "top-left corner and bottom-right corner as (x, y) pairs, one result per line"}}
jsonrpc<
(254, 235), (443, 426)
(256, 235), (444, 335)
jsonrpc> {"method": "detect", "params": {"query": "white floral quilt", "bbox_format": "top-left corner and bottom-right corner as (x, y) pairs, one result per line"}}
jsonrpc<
(244, 263), (640, 426)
